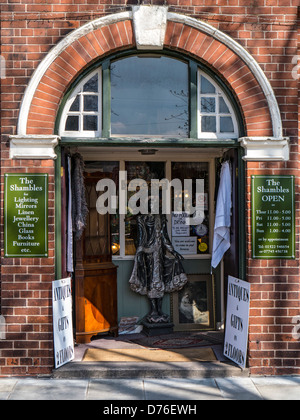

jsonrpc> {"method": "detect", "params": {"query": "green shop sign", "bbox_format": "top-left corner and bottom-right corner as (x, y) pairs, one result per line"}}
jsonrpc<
(4, 174), (48, 258)
(252, 175), (295, 259)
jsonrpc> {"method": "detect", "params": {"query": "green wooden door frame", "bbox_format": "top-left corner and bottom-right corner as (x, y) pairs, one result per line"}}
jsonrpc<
(101, 59), (111, 139)
(238, 146), (246, 281)
(54, 48), (246, 290)
(55, 146), (62, 280)
(54, 144), (246, 327)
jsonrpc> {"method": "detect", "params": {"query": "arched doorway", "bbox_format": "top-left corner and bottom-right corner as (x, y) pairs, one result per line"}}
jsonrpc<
(8, 5), (288, 358)
(55, 49), (244, 341)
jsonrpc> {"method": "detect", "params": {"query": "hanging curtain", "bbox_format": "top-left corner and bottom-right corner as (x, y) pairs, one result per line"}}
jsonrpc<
(211, 161), (232, 269)
(71, 152), (88, 241)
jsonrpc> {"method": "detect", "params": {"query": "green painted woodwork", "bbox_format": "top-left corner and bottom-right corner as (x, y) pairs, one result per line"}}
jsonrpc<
(55, 147), (62, 280)
(52, 49), (246, 330)
(252, 175), (295, 260)
(4, 174), (48, 258)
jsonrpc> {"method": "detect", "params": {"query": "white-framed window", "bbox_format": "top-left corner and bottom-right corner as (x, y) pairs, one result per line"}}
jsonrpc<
(198, 70), (239, 140)
(59, 68), (102, 137)
(58, 58), (240, 140)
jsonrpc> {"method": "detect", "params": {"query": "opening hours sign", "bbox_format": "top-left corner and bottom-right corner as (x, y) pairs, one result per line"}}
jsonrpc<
(251, 175), (295, 260)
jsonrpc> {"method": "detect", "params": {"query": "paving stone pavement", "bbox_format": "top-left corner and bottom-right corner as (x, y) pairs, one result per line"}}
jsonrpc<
(0, 376), (299, 401)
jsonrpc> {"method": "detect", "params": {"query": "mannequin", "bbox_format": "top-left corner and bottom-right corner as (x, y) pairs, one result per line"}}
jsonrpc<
(129, 210), (188, 324)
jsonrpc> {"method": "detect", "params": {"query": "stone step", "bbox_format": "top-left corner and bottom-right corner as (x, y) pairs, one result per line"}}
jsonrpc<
(53, 361), (249, 380)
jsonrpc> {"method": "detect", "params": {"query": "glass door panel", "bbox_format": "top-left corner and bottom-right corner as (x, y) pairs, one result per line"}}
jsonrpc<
(125, 161), (166, 256)
(171, 162), (210, 256)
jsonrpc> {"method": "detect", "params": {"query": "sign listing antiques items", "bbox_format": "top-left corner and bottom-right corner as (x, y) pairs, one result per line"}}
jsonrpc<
(224, 276), (251, 370)
(52, 277), (74, 369)
(4, 174), (48, 258)
(252, 175), (295, 259)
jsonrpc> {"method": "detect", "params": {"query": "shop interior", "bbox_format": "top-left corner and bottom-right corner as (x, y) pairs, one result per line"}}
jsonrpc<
(57, 146), (241, 364)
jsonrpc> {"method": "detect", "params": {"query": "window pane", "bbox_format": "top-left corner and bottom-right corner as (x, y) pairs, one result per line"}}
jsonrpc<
(219, 97), (230, 114)
(111, 56), (189, 136)
(65, 115), (79, 131)
(171, 162), (210, 255)
(220, 116), (234, 133)
(201, 97), (216, 113)
(125, 161), (165, 255)
(83, 74), (98, 92)
(83, 115), (98, 131)
(84, 95), (98, 112)
(84, 161), (120, 256)
(202, 116), (216, 133)
(201, 76), (216, 94)
(70, 95), (80, 112)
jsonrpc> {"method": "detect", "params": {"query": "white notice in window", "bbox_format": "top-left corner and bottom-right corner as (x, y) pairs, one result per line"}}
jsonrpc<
(172, 237), (197, 255)
(172, 212), (190, 237)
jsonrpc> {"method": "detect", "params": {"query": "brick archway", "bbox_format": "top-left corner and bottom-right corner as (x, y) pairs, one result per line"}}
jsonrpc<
(164, 20), (272, 138)
(27, 19), (135, 136)
(18, 9), (280, 142)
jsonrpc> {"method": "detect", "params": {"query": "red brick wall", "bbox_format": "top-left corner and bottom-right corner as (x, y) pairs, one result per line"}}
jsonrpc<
(0, 157), (55, 375)
(246, 4), (300, 376)
(1, 1), (299, 376)
(26, 19), (135, 135)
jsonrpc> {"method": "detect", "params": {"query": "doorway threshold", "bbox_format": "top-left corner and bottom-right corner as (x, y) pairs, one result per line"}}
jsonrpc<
(53, 360), (248, 379)
(53, 332), (249, 379)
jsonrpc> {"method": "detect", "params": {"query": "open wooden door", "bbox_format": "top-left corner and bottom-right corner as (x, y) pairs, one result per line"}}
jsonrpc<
(75, 172), (118, 344)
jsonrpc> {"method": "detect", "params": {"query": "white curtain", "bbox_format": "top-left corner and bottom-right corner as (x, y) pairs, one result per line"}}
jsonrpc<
(211, 161), (232, 269)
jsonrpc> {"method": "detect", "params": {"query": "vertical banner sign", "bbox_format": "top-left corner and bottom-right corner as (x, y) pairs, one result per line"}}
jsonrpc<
(4, 174), (48, 257)
(52, 278), (74, 369)
(224, 276), (250, 369)
(252, 175), (295, 259)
